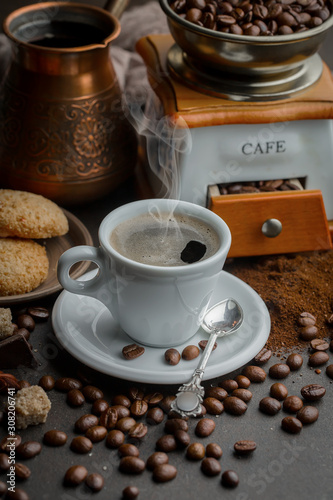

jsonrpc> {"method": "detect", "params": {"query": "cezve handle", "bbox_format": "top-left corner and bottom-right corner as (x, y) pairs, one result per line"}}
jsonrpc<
(104, 0), (129, 18)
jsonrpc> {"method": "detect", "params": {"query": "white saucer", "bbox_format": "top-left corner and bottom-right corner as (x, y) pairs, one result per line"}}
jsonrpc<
(52, 270), (270, 384)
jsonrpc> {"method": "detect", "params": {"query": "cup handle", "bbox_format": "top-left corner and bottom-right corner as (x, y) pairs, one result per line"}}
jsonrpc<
(57, 246), (111, 307)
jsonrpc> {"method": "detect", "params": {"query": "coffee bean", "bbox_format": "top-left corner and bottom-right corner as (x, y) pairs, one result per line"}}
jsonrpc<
(55, 377), (82, 392)
(234, 375), (251, 389)
(234, 440), (256, 455)
(231, 388), (252, 402)
(17, 314), (35, 332)
(153, 464), (177, 482)
(203, 397), (224, 415)
(113, 394), (131, 407)
(205, 386), (228, 401)
(67, 389), (85, 407)
(146, 407), (164, 425)
(119, 456), (146, 474)
(301, 384), (326, 401)
(38, 375), (55, 391)
(116, 417), (137, 433)
(99, 407), (118, 429)
(112, 404), (130, 419)
(286, 353), (303, 371)
(206, 442), (223, 459)
(74, 414), (99, 433)
(182, 345), (200, 360)
(300, 325), (318, 341)
(5, 488), (30, 500)
(0, 480), (7, 495)
(82, 385), (104, 402)
(144, 392), (164, 406)
(164, 418), (188, 434)
(281, 416), (303, 433)
(201, 457), (222, 476)
(85, 473), (104, 492)
(195, 417), (216, 437)
(222, 470), (239, 488)
(27, 306), (49, 322)
(254, 348), (272, 364)
(326, 364), (333, 379)
(283, 396), (303, 413)
(0, 435), (22, 453)
(64, 465), (88, 486)
(296, 405), (319, 424)
(186, 442), (206, 460)
(174, 429), (191, 448)
(70, 436), (93, 454)
(122, 485), (139, 499)
(16, 441), (41, 459)
(16, 328), (30, 341)
(128, 422), (148, 441)
(270, 382), (288, 400)
(165, 348), (181, 365)
(218, 379), (238, 392)
(308, 351), (329, 367)
(17, 380), (30, 390)
(224, 396), (247, 415)
(0, 453), (10, 471)
(298, 311), (316, 326)
(43, 430), (67, 447)
(92, 399), (109, 416)
(269, 363), (290, 379)
(128, 387), (144, 401)
(242, 366), (266, 382)
(156, 434), (177, 452)
(159, 395), (176, 413)
(198, 339), (217, 351)
(122, 344), (145, 360)
(259, 396), (281, 415)
(118, 443), (140, 458)
(130, 399), (148, 417)
(146, 452), (169, 471)
(106, 430), (125, 448)
(310, 339), (330, 351)
(85, 425), (107, 443)
(14, 463), (31, 480)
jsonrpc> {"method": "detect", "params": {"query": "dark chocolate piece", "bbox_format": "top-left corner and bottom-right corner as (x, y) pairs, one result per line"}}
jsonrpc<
(0, 333), (37, 369)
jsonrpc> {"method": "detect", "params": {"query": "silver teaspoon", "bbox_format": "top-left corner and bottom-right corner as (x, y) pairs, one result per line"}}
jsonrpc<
(170, 298), (244, 418)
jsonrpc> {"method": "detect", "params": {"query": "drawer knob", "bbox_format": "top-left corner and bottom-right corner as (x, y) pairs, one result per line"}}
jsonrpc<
(261, 219), (282, 238)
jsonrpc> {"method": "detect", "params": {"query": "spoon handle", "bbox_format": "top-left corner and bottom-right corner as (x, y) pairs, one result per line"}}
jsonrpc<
(192, 331), (219, 382)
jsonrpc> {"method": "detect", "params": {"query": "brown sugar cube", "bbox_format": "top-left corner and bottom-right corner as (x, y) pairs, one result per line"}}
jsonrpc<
(15, 386), (51, 430)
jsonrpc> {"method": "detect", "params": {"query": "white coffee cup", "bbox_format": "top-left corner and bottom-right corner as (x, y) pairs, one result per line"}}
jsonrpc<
(57, 199), (231, 348)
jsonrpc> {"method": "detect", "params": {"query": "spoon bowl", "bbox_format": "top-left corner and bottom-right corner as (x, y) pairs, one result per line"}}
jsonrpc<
(202, 298), (244, 338)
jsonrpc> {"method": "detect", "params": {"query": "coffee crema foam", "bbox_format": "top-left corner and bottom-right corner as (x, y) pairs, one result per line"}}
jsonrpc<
(110, 212), (220, 267)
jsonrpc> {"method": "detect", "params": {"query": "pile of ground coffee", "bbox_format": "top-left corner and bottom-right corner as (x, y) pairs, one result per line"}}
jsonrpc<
(225, 250), (333, 354)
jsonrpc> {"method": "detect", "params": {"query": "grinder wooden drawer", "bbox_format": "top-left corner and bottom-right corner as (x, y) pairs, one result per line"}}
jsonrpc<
(208, 189), (332, 258)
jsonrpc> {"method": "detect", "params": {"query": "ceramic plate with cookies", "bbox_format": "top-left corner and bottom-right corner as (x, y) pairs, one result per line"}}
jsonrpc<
(0, 190), (92, 305)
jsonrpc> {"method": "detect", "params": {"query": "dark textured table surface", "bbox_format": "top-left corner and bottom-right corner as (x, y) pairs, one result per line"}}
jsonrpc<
(0, 1), (333, 500)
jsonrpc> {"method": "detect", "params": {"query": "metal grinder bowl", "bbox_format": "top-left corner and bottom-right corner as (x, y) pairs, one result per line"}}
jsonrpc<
(159, 0), (333, 79)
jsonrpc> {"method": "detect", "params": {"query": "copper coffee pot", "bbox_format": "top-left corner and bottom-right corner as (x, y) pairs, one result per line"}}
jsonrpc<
(0, 0), (137, 205)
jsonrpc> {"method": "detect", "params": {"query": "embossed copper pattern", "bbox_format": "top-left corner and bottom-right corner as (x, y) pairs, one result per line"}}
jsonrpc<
(0, 2), (137, 205)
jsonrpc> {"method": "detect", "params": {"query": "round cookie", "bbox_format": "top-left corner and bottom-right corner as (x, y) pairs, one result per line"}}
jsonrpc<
(0, 238), (49, 296)
(0, 189), (68, 239)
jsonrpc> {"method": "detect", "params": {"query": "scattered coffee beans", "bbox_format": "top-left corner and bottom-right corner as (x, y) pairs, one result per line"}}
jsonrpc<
(203, 397), (224, 415)
(144, 392), (164, 406)
(153, 463), (177, 482)
(118, 443), (140, 458)
(130, 399), (148, 417)
(205, 386), (228, 401)
(82, 385), (104, 402)
(67, 389), (85, 407)
(282, 396), (303, 413)
(201, 457), (222, 476)
(299, 325), (318, 341)
(301, 384), (326, 401)
(85, 473), (104, 492)
(113, 394), (131, 408)
(186, 442), (206, 460)
(164, 418), (188, 434)
(234, 375), (251, 389)
(55, 377), (82, 392)
(112, 404), (130, 419)
(270, 383), (288, 401)
(199, 339), (217, 351)
(64, 465), (88, 486)
(296, 406), (319, 424)
(231, 388), (252, 402)
(38, 375), (55, 391)
(146, 407), (164, 425)
(1, 435), (22, 452)
(16, 441), (42, 459)
(310, 339), (330, 351)
(326, 364), (333, 379)
(254, 348), (272, 365)
(269, 363), (290, 379)
(116, 417), (137, 433)
(206, 442), (223, 459)
(106, 430), (125, 448)
(74, 414), (99, 433)
(122, 485), (139, 499)
(218, 379), (238, 392)
(174, 429), (191, 448)
(128, 422), (148, 441)
(70, 436), (93, 454)
(122, 344), (145, 360)
(99, 407), (118, 429)
(164, 348), (181, 365)
(281, 416), (303, 434)
(27, 307), (49, 322)
(43, 430), (67, 447)
(297, 312), (316, 327)
(234, 440), (256, 455)
(14, 463), (31, 481)
(259, 397), (281, 415)
(0, 453), (10, 471)
(195, 418), (216, 437)
(5, 488), (30, 500)
(224, 396), (247, 415)
(128, 387), (144, 401)
(182, 345), (200, 360)
(156, 434), (177, 452)
(85, 425), (108, 443)
(242, 366), (266, 383)
(308, 351), (329, 367)
(286, 353), (303, 371)
(119, 456), (146, 474)
(17, 314), (35, 332)
(221, 470), (239, 488)
(92, 399), (109, 416)
(146, 452), (169, 471)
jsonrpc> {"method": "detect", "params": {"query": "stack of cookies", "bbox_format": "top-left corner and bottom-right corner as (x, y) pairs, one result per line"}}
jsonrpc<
(0, 189), (69, 296)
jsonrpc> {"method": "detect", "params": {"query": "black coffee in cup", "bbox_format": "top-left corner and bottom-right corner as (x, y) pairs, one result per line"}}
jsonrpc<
(109, 212), (220, 267)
